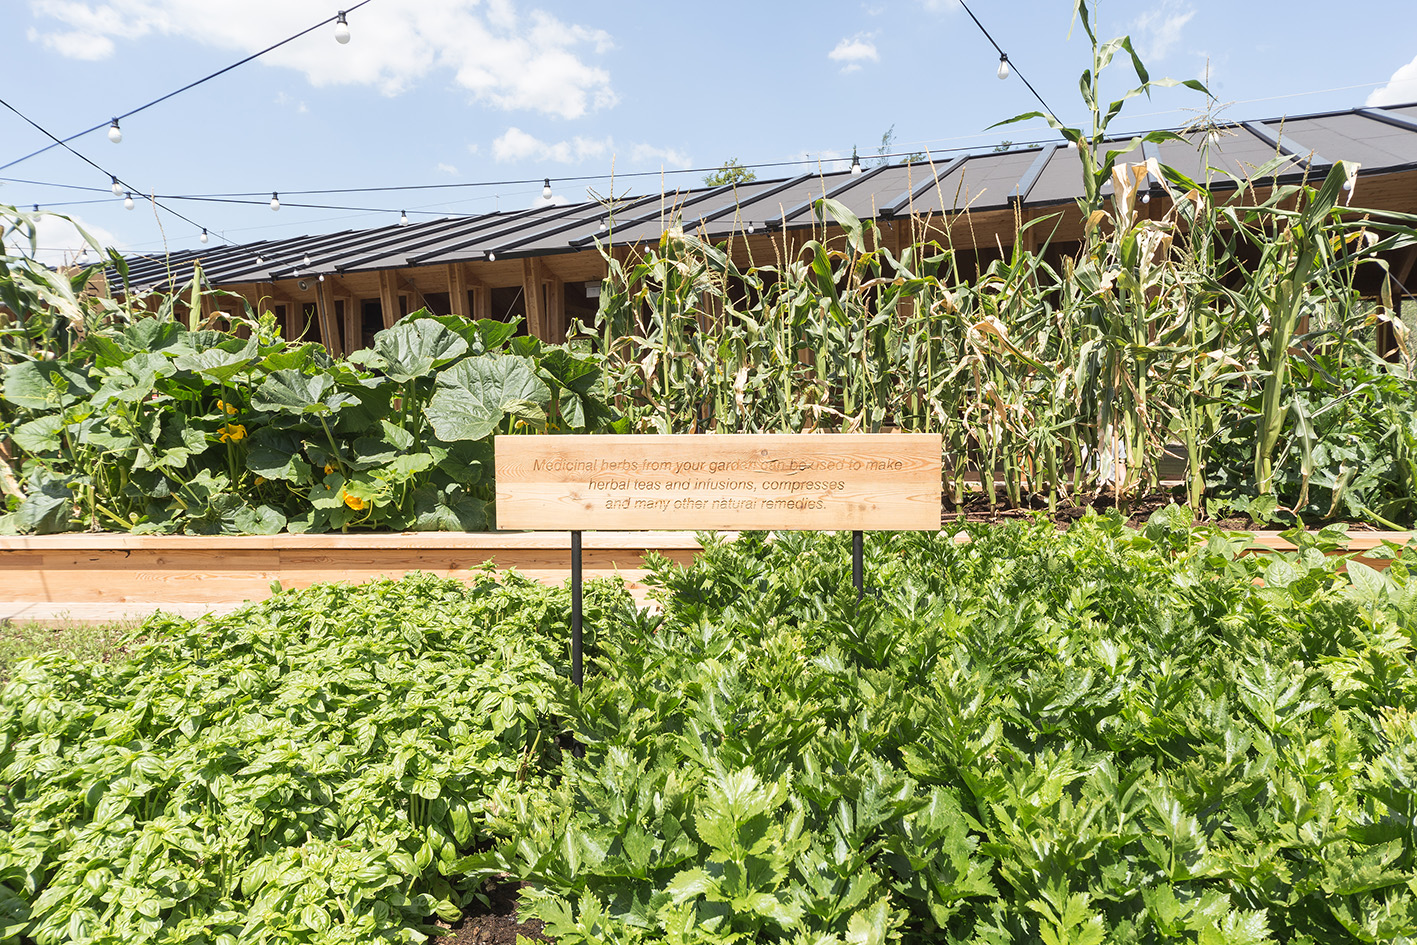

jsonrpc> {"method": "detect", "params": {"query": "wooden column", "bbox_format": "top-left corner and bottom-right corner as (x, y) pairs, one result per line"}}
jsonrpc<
(316, 278), (342, 356)
(342, 296), (360, 353)
(448, 263), (470, 318)
(473, 285), (492, 320)
(544, 271), (566, 341)
(378, 271), (399, 329)
(523, 257), (547, 339)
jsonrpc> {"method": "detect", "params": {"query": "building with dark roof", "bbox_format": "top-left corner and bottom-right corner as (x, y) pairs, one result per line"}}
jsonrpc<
(112, 102), (1417, 355)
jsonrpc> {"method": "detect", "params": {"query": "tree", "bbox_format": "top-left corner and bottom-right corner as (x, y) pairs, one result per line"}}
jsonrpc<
(704, 159), (757, 187)
(874, 125), (926, 167)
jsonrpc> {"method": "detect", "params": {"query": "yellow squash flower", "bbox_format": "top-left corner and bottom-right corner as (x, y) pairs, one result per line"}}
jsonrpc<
(324, 463), (336, 475)
(217, 423), (247, 443)
(342, 491), (366, 511)
(215, 399), (238, 415)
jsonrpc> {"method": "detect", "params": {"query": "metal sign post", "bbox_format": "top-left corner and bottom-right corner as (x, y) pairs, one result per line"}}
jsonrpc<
(853, 530), (864, 601)
(570, 529), (584, 758)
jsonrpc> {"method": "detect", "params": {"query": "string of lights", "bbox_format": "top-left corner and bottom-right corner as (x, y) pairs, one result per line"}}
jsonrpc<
(955, 0), (1063, 125)
(5, 136), (1065, 217)
(0, 3), (375, 172)
(0, 95), (229, 246)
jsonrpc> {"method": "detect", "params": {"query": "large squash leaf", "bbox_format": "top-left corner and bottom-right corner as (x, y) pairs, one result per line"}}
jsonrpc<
(425, 355), (550, 442)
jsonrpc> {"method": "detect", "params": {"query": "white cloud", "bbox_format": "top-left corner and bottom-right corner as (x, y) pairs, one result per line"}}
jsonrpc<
(35, 28), (115, 59)
(6, 210), (124, 267)
(828, 34), (878, 73)
(492, 127), (609, 163)
(1369, 55), (1417, 106)
(25, 0), (618, 119)
(491, 127), (687, 169)
(436, 162), (460, 175)
(630, 143), (692, 169)
(273, 91), (307, 114)
(1132, 1), (1195, 62)
(917, 0), (959, 10)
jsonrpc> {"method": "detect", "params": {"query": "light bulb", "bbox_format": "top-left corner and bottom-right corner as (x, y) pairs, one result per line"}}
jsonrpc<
(270, 192), (280, 211)
(123, 192), (134, 210)
(303, 255), (312, 267)
(850, 147), (862, 176)
(487, 251), (496, 262)
(108, 119), (122, 144)
(542, 178), (553, 199)
(598, 220), (607, 233)
(997, 54), (1010, 80)
(1142, 193), (1151, 204)
(1343, 180), (1354, 192)
(334, 11), (350, 44)
(746, 222), (755, 234)
(319, 273), (326, 282)
(200, 228), (209, 244)
(399, 210), (409, 225)
(111, 175), (122, 196)
(256, 256), (264, 265)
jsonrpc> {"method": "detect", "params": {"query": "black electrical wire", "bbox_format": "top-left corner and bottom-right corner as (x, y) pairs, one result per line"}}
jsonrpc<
(0, 0), (377, 172)
(4, 132), (1078, 210)
(956, 0), (1063, 125)
(0, 95), (229, 245)
(32, 194), (465, 217)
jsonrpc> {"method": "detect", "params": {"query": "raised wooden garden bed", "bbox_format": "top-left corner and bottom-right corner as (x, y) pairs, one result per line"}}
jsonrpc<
(0, 528), (1410, 626)
(0, 531), (701, 625)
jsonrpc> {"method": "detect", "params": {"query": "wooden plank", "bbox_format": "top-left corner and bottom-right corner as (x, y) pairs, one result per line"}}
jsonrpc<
(448, 263), (470, 318)
(0, 531), (709, 552)
(378, 271), (400, 329)
(522, 257), (547, 339)
(342, 295), (361, 354)
(291, 302), (308, 343)
(315, 277), (342, 356)
(496, 433), (943, 531)
(545, 271), (566, 340)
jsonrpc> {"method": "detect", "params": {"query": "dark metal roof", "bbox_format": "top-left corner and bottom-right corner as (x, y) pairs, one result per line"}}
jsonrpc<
(114, 101), (1417, 292)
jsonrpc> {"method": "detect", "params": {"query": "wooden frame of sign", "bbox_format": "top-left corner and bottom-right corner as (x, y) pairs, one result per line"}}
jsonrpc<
(495, 433), (943, 708)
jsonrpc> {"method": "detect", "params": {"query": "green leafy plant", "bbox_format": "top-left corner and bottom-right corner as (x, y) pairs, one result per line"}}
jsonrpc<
(6, 516), (1417, 942)
(1, 301), (619, 534)
(0, 570), (638, 943)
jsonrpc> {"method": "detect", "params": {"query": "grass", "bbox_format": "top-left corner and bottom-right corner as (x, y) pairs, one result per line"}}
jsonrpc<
(0, 619), (135, 683)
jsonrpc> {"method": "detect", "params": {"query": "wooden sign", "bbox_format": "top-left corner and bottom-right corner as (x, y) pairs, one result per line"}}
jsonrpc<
(495, 433), (942, 531)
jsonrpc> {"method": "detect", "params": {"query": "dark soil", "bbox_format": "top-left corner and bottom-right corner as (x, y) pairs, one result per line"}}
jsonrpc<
(939, 487), (1382, 532)
(441, 881), (551, 945)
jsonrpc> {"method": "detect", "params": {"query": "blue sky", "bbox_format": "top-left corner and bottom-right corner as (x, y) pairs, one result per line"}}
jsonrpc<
(4, 0), (1416, 263)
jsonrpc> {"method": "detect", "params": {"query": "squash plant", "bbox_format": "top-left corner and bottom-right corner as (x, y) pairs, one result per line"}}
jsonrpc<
(0, 307), (618, 534)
